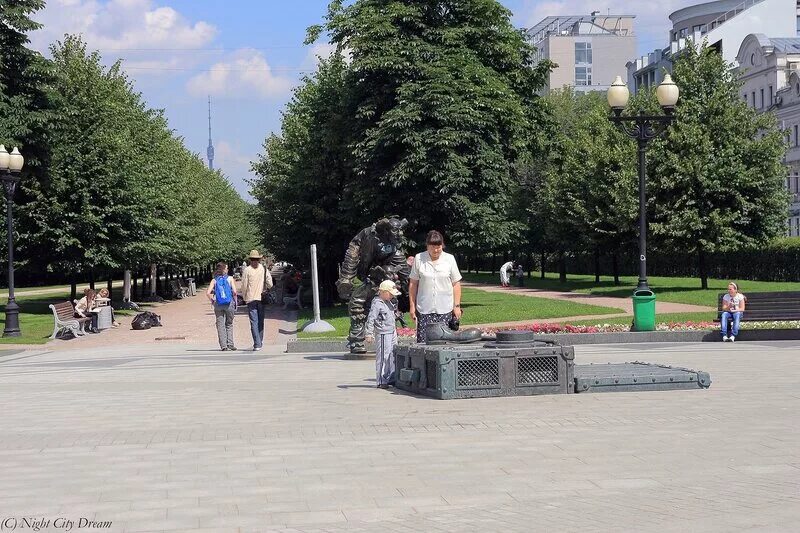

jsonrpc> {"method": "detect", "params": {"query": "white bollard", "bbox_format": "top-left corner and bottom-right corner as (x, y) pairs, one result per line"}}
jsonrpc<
(302, 244), (335, 333)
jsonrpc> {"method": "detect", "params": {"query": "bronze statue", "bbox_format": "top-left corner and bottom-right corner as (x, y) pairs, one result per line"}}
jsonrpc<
(337, 217), (410, 354)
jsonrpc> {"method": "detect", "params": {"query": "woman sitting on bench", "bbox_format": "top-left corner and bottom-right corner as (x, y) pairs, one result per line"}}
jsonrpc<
(721, 282), (746, 342)
(75, 288), (99, 333)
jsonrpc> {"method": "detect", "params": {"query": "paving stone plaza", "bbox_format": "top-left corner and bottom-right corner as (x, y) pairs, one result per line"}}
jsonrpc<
(0, 340), (798, 532)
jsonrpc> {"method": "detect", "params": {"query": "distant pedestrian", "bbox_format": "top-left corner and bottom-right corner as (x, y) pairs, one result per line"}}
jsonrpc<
(206, 262), (238, 351)
(721, 282), (746, 342)
(515, 263), (525, 287)
(241, 250), (269, 351)
(366, 280), (401, 389)
(500, 260), (513, 287)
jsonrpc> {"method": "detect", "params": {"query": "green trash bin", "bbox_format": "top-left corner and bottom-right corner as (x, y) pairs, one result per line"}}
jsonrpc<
(632, 289), (656, 331)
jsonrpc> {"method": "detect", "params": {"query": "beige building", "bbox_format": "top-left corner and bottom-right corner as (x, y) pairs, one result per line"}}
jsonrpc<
(736, 34), (800, 236)
(528, 14), (636, 93)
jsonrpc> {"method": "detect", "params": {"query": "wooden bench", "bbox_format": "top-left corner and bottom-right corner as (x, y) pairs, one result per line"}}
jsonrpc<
(49, 301), (92, 339)
(168, 279), (188, 299)
(283, 285), (303, 310)
(715, 292), (800, 324)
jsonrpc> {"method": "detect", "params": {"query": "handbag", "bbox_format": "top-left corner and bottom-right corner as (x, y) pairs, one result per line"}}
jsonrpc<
(261, 265), (274, 304)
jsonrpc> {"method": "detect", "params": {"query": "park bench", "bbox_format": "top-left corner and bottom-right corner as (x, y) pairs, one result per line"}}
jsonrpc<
(715, 291), (800, 325)
(283, 285), (303, 310)
(49, 301), (92, 339)
(168, 279), (188, 299)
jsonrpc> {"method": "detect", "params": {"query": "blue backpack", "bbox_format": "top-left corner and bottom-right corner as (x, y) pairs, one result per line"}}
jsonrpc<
(214, 275), (232, 305)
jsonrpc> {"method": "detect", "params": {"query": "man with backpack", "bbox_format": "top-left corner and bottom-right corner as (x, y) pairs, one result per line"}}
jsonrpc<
(206, 262), (238, 351)
(240, 250), (272, 351)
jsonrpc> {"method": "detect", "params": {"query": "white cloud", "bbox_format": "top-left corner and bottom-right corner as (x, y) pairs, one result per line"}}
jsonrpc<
(214, 140), (257, 200)
(185, 48), (293, 99)
(30, 0), (217, 72)
(519, 0), (700, 53)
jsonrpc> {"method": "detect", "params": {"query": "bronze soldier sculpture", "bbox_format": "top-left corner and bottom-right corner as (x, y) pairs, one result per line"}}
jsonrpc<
(336, 217), (410, 354)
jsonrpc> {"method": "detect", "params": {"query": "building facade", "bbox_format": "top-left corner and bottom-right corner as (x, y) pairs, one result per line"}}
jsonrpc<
(737, 34), (800, 236)
(627, 0), (798, 92)
(528, 14), (636, 93)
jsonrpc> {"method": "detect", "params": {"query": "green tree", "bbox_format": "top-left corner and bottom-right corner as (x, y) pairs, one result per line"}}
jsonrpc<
(648, 42), (790, 288)
(538, 89), (637, 282)
(307, 0), (551, 249)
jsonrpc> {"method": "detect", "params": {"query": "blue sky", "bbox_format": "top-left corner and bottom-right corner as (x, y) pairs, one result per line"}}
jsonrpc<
(30, 0), (695, 200)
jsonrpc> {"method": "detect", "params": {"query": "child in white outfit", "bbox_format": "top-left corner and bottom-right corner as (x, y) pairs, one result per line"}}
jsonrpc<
(366, 280), (401, 388)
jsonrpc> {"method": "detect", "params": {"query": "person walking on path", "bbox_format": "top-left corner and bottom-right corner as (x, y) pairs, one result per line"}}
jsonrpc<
(241, 250), (272, 351)
(721, 281), (746, 342)
(500, 260), (514, 287)
(206, 262), (238, 351)
(409, 230), (463, 343)
(365, 280), (401, 389)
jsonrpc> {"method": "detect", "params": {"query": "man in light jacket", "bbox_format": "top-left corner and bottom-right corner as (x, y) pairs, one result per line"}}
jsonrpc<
(240, 250), (273, 351)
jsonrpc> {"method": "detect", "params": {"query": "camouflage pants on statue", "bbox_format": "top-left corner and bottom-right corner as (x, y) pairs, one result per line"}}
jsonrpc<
(347, 282), (377, 354)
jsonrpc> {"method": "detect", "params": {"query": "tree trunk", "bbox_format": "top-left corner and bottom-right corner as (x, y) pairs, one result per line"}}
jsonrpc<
(89, 269), (95, 290)
(150, 264), (157, 296)
(594, 249), (601, 283)
(540, 251), (546, 279)
(107, 276), (113, 302)
(612, 253), (620, 286)
(132, 270), (138, 298)
(699, 248), (708, 289)
(558, 252), (567, 284)
(70, 279), (77, 302)
(490, 253), (496, 274)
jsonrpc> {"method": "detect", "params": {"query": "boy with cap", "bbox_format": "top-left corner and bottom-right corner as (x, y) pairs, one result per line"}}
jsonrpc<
(365, 280), (401, 389)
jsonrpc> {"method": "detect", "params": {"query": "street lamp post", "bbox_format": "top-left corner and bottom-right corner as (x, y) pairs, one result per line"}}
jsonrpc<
(0, 145), (24, 337)
(607, 75), (679, 294)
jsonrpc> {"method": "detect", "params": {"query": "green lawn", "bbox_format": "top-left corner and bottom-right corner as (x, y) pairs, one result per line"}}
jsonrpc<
(568, 312), (717, 327)
(461, 272), (800, 308)
(297, 287), (624, 338)
(0, 287), (155, 344)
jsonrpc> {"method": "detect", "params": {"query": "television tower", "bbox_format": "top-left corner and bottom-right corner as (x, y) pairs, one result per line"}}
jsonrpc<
(206, 96), (215, 170)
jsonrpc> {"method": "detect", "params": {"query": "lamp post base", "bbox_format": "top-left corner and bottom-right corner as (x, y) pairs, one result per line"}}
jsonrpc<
(3, 298), (21, 337)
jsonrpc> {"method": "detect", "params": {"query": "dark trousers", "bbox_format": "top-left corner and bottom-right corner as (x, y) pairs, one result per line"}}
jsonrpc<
(247, 301), (265, 348)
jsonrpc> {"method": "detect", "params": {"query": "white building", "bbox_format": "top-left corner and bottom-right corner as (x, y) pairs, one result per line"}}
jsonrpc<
(528, 14), (636, 93)
(737, 34), (800, 236)
(627, 0), (798, 92)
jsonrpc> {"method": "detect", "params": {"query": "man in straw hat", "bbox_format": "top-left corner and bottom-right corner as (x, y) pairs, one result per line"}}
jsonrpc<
(240, 250), (272, 351)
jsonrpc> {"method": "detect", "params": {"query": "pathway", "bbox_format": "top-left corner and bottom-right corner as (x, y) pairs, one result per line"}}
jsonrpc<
(462, 281), (715, 326)
(47, 286), (297, 352)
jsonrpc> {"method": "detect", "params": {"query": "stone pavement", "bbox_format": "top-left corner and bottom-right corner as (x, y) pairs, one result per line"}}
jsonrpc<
(0, 339), (798, 532)
(462, 282), (715, 326)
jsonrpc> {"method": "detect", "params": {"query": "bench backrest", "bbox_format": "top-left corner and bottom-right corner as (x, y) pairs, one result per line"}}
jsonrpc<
(717, 291), (800, 320)
(52, 301), (76, 320)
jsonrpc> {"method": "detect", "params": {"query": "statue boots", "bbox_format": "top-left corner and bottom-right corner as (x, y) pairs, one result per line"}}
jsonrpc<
(424, 322), (483, 345)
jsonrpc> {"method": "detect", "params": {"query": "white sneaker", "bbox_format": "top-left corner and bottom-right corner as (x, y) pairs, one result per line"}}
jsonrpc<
(729, 336), (735, 343)
(253, 346), (262, 351)
(722, 336), (729, 342)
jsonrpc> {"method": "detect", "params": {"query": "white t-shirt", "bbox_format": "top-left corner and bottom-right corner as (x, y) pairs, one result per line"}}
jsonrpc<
(723, 293), (745, 312)
(410, 251), (462, 314)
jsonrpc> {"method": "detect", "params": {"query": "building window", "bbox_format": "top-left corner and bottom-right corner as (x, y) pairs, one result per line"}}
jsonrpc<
(760, 88), (764, 108)
(679, 28), (687, 38)
(769, 85), (774, 105)
(575, 66), (592, 86)
(575, 42), (592, 64)
(752, 91), (756, 108)
(692, 25), (703, 34)
(743, 94), (748, 105)
(794, 125), (798, 146)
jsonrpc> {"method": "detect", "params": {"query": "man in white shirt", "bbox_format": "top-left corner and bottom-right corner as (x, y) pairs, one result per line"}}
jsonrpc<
(409, 230), (463, 343)
(240, 250), (273, 351)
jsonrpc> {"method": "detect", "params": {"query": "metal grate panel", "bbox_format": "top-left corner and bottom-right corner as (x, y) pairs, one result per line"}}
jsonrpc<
(425, 359), (439, 390)
(517, 356), (559, 385)
(457, 359), (500, 389)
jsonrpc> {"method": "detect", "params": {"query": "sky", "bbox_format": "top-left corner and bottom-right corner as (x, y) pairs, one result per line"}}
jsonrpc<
(29, 0), (699, 201)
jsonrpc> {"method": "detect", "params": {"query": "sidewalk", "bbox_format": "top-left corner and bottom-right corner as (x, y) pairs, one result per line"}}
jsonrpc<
(462, 281), (714, 316)
(47, 290), (297, 351)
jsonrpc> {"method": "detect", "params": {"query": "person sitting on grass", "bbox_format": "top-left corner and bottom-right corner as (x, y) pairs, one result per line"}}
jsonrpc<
(721, 282), (746, 342)
(75, 288), (99, 333)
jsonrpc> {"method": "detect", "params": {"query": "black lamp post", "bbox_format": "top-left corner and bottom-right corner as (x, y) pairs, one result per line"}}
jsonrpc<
(0, 145), (24, 337)
(607, 75), (679, 293)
